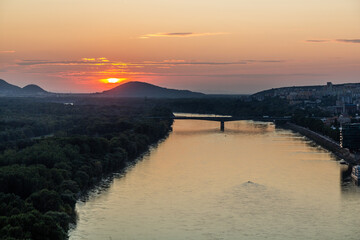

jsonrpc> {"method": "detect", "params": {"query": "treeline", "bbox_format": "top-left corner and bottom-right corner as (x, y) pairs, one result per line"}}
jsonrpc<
(0, 98), (173, 240)
(164, 97), (295, 117)
(292, 113), (340, 142)
(0, 97), (161, 151)
(164, 97), (340, 141)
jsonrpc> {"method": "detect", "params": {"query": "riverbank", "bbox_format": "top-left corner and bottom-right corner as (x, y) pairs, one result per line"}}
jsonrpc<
(0, 99), (175, 240)
(282, 122), (356, 164)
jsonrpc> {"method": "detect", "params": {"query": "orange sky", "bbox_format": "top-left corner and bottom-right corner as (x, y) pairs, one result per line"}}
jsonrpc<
(0, 0), (359, 93)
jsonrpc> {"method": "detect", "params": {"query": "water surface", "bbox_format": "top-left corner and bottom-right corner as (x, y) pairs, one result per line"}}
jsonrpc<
(69, 120), (360, 240)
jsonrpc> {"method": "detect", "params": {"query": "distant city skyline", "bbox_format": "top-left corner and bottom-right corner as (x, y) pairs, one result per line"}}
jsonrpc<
(0, 0), (359, 94)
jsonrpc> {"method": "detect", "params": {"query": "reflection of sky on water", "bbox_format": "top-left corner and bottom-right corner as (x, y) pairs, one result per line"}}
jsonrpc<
(174, 119), (272, 136)
(70, 119), (360, 240)
(173, 112), (232, 118)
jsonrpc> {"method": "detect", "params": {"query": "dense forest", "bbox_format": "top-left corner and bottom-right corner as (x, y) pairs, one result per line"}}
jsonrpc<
(0, 98), (173, 240)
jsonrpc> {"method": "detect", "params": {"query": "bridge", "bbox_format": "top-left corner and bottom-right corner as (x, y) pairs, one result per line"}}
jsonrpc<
(150, 116), (290, 131)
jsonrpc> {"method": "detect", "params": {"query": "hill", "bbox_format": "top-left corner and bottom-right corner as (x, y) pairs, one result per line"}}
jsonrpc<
(101, 81), (206, 98)
(0, 79), (23, 95)
(0, 79), (48, 96)
(252, 82), (360, 98)
(0, 79), (204, 98)
(22, 84), (47, 94)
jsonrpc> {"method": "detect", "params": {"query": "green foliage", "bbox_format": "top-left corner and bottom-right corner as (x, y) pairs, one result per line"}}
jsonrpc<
(27, 189), (62, 213)
(292, 113), (340, 142)
(0, 99), (173, 239)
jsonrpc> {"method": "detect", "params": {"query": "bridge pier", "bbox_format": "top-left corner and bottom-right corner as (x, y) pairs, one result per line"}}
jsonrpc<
(220, 121), (224, 131)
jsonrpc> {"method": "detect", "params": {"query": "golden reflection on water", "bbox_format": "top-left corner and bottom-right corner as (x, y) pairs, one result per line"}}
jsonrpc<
(70, 120), (360, 240)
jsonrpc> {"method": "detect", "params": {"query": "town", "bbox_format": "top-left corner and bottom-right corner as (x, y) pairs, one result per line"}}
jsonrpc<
(253, 82), (360, 159)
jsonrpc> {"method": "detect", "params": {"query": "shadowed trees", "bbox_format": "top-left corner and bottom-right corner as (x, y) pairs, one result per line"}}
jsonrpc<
(0, 98), (173, 239)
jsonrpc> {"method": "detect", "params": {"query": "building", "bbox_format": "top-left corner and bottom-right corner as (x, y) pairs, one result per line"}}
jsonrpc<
(345, 104), (357, 114)
(326, 82), (333, 94)
(340, 123), (360, 151)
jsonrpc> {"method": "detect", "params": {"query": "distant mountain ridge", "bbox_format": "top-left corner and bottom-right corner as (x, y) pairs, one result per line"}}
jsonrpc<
(0, 79), (47, 96)
(101, 81), (206, 98)
(0, 79), (205, 98)
(2, 78), (360, 98)
(0, 79), (22, 94)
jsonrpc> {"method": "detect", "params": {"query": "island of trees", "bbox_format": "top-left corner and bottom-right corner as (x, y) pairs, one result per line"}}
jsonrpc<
(0, 98), (173, 239)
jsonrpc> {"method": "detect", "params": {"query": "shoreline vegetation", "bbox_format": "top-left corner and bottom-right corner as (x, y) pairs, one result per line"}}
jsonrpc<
(0, 98), (173, 240)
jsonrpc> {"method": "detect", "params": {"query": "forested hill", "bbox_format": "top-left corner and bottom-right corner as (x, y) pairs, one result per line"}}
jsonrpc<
(252, 85), (323, 97)
(252, 82), (360, 97)
(0, 98), (173, 239)
(100, 81), (206, 98)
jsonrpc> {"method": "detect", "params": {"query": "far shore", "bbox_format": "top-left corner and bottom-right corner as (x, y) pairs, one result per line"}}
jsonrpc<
(282, 122), (356, 165)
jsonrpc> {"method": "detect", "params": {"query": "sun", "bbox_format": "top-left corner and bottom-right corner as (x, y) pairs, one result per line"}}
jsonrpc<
(107, 78), (120, 83)
(100, 78), (127, 84)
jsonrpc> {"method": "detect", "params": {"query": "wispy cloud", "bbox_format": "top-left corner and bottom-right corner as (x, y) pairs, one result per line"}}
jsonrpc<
(0, 50), (16, 53)
(137, 73), (326, 78)
(306, 40), (330, 43)
(17, 58), (284, 67)
(306, 39), (360, 44)
(15, 57), (286, 83)
(336, 39), (360, 43)
(138, 60), (248, 65)
(243, 60), (285, 63)
(135, 59), (285, 66)
(140, 32), (229, 39)
(17, 57), (113, 66)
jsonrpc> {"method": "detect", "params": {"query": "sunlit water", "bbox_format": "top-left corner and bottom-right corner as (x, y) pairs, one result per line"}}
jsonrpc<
(69, 120), (360, 240)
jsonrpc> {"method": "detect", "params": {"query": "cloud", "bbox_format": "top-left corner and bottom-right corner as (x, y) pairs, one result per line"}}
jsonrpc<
(140, 32), (229, 39)
(17, 58), (284, 67)
(134, 59), (284, 66)
(138, 60), (247, 65)
(0, 50), (15, 53)
(22, 59), (48, 62)
(54, 72), (319, 79)
(15, 57), (286, 81)
(306, 40), (330, 43)
(142, 73), (326, 78)
(336, 39), (360, 43)
(17, 58), (113, 66)
(243, 60), (285, 63)
(306, 39), (360, 44)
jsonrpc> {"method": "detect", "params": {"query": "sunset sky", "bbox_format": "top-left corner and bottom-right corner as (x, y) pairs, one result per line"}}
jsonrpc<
(0, 0), (359, 94)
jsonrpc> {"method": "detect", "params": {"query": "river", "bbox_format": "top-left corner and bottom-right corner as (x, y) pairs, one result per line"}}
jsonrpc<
(69, 119), (360, 240)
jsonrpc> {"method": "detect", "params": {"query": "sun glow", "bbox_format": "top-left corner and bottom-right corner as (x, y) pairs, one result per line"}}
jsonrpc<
(100, 78), (127, 84)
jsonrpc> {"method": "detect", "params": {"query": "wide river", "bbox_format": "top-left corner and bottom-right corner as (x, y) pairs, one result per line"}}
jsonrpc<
(69, 119), (360, 240)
